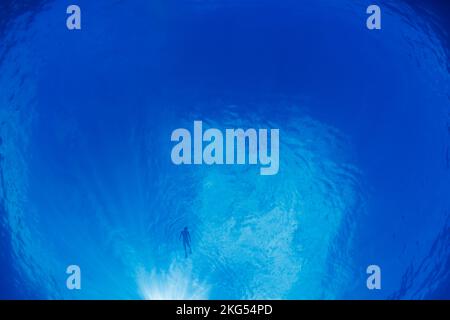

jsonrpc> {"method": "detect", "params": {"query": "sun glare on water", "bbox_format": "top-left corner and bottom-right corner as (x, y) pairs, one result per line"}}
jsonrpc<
(138, 261), (209, 300)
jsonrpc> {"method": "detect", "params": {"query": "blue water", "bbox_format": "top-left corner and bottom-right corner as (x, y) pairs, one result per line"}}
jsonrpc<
(0, 0), (449, 299)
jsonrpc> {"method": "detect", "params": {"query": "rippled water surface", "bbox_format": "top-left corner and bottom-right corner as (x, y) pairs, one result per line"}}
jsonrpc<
(0, 0), (449, 299)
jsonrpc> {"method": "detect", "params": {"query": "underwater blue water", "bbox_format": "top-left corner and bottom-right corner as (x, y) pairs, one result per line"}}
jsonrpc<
(0, 0), (449, 299)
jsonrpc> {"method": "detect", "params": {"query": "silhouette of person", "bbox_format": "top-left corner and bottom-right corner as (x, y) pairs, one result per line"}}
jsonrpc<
(180, 227), (192, 258)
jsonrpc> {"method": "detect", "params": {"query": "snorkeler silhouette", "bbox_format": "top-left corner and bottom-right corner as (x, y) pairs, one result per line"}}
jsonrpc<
(180, 227), (192, 258)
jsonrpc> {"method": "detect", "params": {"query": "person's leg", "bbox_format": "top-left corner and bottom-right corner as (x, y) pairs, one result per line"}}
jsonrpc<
(183, 242), (187, 258)
(188, 242), (192, 254)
